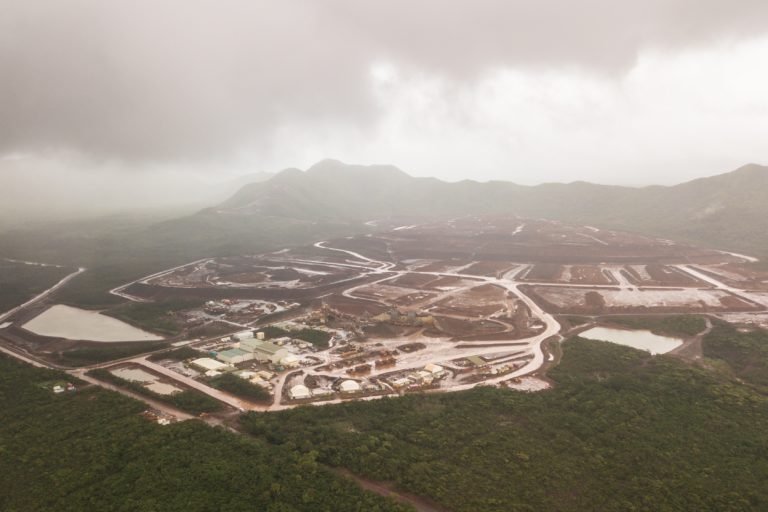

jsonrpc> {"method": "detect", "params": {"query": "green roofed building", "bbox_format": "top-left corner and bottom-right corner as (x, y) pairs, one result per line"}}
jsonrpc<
(217, 348), (254, 364)
(240, 338), (288, 364)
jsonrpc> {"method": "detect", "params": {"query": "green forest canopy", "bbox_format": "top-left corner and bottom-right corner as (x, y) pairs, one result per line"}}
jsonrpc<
(5, 321), (768, 511)
(243, 333), (768, 512)
(0, 355), (409, 512)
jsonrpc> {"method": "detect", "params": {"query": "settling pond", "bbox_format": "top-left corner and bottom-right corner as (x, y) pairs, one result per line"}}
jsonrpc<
(22, 304), (163, 342)
(579, 326), (683, 355)
(111, 367), (182, 395)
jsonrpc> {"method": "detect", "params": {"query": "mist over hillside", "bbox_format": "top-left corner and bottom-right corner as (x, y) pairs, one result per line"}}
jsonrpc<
(0, 165), (273, 228)
(4, 156), (765, 259)
(1, 159), (765, 308)
(213, 159), (768, 256)
(5, 4), (768, 511)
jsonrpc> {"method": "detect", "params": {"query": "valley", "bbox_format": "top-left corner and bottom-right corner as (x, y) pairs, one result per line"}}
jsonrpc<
(3, 214), (766, 423)
(5, 5), (768, 509)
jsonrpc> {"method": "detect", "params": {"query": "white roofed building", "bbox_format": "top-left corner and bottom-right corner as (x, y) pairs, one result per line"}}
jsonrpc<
(191, 357), (228, 372)
(424, 363), (444, 374)
(280, 354), (300, 367)
(289, 384), (311, 400)
(233, 330), (254, 341)
(339, 380), (361, 393)
(390, 377), (412, 388)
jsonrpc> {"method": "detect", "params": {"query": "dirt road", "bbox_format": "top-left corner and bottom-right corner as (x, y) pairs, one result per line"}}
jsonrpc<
(0, 266), (86, 323)
(334, 468), (450, 512)
(137, 357), (268, 411)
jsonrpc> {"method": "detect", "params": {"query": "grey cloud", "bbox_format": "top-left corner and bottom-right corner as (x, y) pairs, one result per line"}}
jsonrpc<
(1, 0), (767, 161)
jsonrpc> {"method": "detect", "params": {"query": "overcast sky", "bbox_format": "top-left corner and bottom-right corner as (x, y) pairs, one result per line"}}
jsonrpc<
(2, 0), (768, 219)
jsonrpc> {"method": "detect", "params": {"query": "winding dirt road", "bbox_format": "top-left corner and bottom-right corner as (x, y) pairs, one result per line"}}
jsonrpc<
(0, 266), (86, 323)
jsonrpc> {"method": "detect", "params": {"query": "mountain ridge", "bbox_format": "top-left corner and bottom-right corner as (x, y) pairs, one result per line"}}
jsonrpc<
(215, 160), (768, 256)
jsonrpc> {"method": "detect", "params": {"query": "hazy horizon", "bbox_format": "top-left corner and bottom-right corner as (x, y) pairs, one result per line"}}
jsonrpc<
(2, 1), (768, 220)
(2, 156), (767, 227)
(4, 6), (768, 509)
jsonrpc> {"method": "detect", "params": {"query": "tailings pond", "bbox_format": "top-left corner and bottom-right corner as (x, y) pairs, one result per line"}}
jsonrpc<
(579, 326), (682, 355)
(22, 304), (163, 342)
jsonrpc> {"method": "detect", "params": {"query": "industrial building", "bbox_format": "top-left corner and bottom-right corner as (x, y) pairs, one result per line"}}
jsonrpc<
(217, 348), (255, 364)
(280, 354), (300, 367)
(240, 338), (288, 364)
(233, 330), (254, 341)
(390, 377), (411, 388)
(339, 380), (361, 393)
(414, 370), (434, 385)
(191, 357), (229, 372)
(424, 363), (444, 375)
(289, 384), (311, 400)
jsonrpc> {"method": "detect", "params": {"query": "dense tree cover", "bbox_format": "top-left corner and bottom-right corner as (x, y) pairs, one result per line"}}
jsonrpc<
(293, 328), (332, 348)
(262, 325), (292, 339)
(52, 341), (167, 367)
(106, 298), (203, 335)
(604, 315), (708, 337)
(0, 259), (75, 312)
(87, 368), (224, 415)
(0, 355), (409, 512)
(560, 315), (591, 327)
(0, 215), (360, 307)
(262, 326), (332, 348)
(703, 322), (768, 388)
(243, 338), (768, 512)
(147, 346), (200, 362)
(208, 373), (272, 403)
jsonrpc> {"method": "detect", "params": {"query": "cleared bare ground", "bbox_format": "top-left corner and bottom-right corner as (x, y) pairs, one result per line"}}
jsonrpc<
(7, 214), (768, 416)
(115, 215), (762, 328)
(526, 285), (759, 314)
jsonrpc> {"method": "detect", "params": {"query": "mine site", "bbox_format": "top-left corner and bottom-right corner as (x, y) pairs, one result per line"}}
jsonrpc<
(4, 215), (767, 421)
(7, 5), (768, 509)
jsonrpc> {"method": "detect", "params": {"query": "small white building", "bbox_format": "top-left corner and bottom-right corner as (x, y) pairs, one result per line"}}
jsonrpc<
(289, 384), (311, 400)
(256, 331), (265, 340)
(311, 388), (334, 397)
(339, 380), (361, 393)
(424, 363), (444, 375)
(233, 330), (254, 341)
(191, 357), (228, 372)
(250, 377), (270, 388)
(280, 354), (300, 368)
(415, 370), (434, 385)
(390, 377), (412, 388)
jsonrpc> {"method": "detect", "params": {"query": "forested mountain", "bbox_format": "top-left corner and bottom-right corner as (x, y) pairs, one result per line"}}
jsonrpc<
(217, 160), (768, 256)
